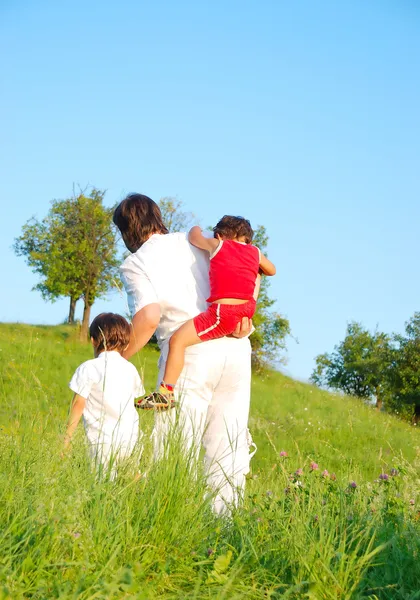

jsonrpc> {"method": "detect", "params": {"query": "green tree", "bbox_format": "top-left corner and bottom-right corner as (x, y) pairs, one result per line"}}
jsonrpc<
(159, 197), (196, 233)
(388, 313), (420, 423)
(14, 188), (119, 340)
(251, 225), (290, 370)
(311, 322), (392, 409)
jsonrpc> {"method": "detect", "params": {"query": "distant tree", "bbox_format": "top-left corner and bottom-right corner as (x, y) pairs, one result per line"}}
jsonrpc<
(388, 313), (420, 423)
(14, 188), (119, 340)
(251, 225), (290, 370)
(158, 197), (196, 233)
(311, 322), (392, 409)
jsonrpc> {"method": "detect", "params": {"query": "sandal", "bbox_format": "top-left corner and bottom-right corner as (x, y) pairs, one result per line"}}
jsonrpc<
(135, 391), (175, 410)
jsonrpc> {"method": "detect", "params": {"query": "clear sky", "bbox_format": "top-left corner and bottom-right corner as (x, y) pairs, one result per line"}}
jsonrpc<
(1, 0), (419, 381)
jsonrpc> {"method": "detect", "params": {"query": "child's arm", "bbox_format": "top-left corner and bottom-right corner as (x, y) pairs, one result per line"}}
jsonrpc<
(64, 393), (86, 448)
(188, 226), (219, 253)
(259, 252), (276, 276)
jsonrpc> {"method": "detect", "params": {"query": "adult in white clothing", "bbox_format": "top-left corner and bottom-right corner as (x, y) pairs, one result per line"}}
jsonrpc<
(113, 194), (256, 514)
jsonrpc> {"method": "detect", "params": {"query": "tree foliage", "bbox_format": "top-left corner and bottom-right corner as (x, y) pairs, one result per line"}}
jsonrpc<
(14, 188), (119, 339)
(310, 322), (392, 409)
(251, 225), (290, 370)
(311, 315), (420, 421)
(159, 197), (195, 233)
(388, 313), (420, 422)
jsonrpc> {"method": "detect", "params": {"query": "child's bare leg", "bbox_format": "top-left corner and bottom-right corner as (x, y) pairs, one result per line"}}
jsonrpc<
(163, 319), (202, 387)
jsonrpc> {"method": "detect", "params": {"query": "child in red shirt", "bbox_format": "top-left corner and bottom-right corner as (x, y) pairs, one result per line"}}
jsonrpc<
(137, 215), (276, 409)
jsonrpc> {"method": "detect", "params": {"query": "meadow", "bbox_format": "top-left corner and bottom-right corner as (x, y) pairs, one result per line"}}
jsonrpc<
(0, 323), (419, 599)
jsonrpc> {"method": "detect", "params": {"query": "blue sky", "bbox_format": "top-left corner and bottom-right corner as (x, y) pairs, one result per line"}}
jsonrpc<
(1, 0), (419, 380)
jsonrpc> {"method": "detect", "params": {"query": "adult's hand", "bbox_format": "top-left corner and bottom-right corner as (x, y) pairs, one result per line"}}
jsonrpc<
(231, 317), (253, 339)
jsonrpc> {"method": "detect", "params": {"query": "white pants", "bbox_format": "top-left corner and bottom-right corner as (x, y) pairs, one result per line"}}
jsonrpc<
(153, 336), (256, 515)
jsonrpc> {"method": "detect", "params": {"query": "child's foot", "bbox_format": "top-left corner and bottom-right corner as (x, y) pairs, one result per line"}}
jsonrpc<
(135, 386), (175, 411)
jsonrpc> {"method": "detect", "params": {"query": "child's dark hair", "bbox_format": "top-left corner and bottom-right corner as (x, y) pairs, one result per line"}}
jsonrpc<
(89, 313), (131, 354)
(213, 215), (254, 244)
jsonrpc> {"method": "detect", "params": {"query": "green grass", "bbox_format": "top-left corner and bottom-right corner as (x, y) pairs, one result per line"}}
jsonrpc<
(0, 323), (419, 599)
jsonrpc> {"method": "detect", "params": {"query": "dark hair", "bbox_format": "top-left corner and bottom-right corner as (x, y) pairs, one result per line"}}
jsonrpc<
(113, 193), (169, 252)
(89, 313), (131, 354)
(213, 215), (254, 244)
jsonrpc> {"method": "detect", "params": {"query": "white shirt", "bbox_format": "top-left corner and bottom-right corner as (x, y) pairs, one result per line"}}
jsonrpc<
(69, 351), (143, 452)
(120, 232), (211, 348)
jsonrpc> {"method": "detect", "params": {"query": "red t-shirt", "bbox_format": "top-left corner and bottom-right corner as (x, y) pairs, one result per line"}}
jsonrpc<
(207, 239), (260, 303)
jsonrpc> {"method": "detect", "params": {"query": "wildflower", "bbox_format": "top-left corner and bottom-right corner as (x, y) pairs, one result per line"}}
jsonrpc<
(295, 468), (303, 476)
(304, 407), (308, 411)
(256, 517), (263, 523)
(72, 532), (81, 539)
(322, 469), (329, 478)
(410, 499), (415, 506)
(379, 473), (389, 481)
(313, 514), (319, 522)
(266, 490), (273, 497)
(279, 451), (288, 457)
(310, 462), (319, 471)
(390, 468), (399, 476)
(207, 548), (214, 556)
(330, 473), (337, 481)
(294, 480), (303, 487)
(349, 481), (357, 489)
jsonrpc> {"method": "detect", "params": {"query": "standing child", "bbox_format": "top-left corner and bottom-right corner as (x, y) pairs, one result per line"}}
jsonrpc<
(65, 313), (144, 473)
(138, 215), (276, 409)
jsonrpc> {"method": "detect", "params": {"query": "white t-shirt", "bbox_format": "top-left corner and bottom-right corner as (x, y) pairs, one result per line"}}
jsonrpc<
(120, 232), (211, 348)
(69, 351), (143, 460)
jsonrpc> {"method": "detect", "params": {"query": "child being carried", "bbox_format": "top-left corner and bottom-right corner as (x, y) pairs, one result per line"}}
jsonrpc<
(138, 215), (276, 409)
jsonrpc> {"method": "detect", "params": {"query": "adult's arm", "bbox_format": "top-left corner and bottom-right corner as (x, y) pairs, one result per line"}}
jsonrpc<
(123, 304), (160, 360)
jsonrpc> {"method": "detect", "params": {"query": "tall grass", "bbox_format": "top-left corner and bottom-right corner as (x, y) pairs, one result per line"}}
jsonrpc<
(0, 324), (419, 599)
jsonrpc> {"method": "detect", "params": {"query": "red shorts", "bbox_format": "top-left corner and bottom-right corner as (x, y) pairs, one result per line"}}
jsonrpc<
(193, 300), (256, 342)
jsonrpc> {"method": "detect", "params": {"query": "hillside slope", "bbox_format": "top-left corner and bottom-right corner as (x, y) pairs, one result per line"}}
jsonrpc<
(1, 323), (419, 599)
(1, 322), (417, 481)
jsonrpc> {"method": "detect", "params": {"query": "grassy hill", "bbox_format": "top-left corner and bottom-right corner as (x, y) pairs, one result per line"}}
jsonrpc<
(0, 323), (419, 599)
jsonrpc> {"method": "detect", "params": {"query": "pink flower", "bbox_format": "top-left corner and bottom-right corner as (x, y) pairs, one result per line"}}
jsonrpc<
(295, 468), (303, 476)
(379, 473), (389, 481)
(410, 499), (415, 506)
(310, 462), (319, 471)
(349, 481), (357, 489)
(322, 469), (329, 478)
(279, 451), (288, 457)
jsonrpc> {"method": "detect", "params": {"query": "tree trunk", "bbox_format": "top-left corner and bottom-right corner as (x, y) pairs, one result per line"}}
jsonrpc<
(375, 398), (383, 411)
(413, 404), (420, 425)
(80, 301), (92, 342)
(68, 297), (77, 324)
(375, 388), (383, 411)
